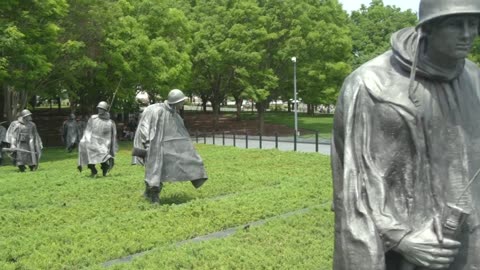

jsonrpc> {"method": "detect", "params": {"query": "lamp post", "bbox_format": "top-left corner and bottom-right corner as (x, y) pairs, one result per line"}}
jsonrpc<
(291, 56), (298, 136)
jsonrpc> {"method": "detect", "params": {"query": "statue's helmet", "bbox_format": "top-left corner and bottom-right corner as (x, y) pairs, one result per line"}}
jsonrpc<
(417, 0), (480, 28)
(20, 109), (32, 118)
(135, 91), (150, 106)
(167, 89), (187, 105)
(96, 101), (109, 110)
(69, 113), (76, 119)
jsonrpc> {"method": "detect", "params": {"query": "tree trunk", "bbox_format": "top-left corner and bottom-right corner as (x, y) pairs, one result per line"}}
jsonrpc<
(211, 101), (220, 131)
(235, 98), (242, 121)
(307, 104), (314, 115)
(287, 100), (292, 112)
(4, 86), (20, 122)
(0, 86), (4, 120)
(256, 102), (267, 135)
(57, 97), (61, 112)
(200, 94), (208, 112)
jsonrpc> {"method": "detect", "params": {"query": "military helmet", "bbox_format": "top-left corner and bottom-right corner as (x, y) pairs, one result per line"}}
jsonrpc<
(20, 109), (32, 118)
(97, 101), (109, 110)
(167, 89), (187, 105)
(417, 0), (480, 28)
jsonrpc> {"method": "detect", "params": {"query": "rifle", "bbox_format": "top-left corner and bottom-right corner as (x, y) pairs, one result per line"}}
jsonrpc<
(108, 77), (123, 112)
(2, 147), (38, 154)
(399, 167), (480, 270)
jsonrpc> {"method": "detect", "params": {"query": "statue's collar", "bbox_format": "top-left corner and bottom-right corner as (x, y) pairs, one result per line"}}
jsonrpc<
(391, 27), (465, 82)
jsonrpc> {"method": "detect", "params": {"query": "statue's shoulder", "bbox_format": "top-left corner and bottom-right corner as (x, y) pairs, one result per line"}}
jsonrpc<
(465, 59), (480, 76)
(144, 103), (164, 114)
(339, 51), (409, 107)
(353, 51), (394, 81)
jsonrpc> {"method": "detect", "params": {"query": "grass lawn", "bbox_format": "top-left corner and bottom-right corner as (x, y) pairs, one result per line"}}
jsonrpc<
(0, 142), (334, 269)
(240, 112), (334, 138)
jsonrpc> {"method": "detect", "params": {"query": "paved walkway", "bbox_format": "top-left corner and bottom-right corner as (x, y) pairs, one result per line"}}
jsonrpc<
(193, 135), (331, 155)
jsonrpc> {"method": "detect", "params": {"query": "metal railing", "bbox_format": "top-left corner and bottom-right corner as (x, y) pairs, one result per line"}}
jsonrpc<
(192, 131), (329, 153)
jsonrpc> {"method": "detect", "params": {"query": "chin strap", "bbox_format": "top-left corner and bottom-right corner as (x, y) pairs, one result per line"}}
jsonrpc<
(408, 27), (423, 107)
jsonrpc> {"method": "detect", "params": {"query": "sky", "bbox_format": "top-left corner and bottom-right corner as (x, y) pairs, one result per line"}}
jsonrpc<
(339, 0), (419, 14)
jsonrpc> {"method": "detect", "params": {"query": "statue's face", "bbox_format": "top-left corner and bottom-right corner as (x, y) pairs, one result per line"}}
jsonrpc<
(98, 108), (106, 114)
(174, 100), (185, 111)
(428, 15), (479, 60)
(23, 115), (32, 122)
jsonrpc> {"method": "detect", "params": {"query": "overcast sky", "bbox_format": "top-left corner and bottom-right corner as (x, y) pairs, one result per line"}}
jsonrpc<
(339, 0), (419, 14)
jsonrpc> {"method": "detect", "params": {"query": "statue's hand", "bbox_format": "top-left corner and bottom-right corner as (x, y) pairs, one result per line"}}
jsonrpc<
(395, 220), (460, 269)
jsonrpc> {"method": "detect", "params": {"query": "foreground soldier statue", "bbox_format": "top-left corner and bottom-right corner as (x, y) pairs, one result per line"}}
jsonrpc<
(78, 101), (117, 177)
(62, 113), (80, 152)
(133, 89), (207, 203)
(5, 110), (43, 172)
(332, 0), (480, 269)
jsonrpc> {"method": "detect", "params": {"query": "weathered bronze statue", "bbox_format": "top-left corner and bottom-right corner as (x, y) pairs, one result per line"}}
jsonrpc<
(62, 113), (80, 152)
(332, 0), (480, 269)
(133, 89), (207, 203)
(4, 110), (43, 172)
(78, 102), (117, 177)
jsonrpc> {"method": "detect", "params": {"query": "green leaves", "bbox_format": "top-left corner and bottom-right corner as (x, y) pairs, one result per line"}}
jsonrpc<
(349, 0), (417, 69)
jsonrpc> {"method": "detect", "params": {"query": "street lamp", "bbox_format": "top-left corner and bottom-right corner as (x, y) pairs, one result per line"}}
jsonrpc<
(291, 56), (299, 136)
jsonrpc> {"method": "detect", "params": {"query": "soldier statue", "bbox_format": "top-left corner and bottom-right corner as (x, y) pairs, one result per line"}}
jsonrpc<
(332, 0), (480, 269)
(78, 101), (117, 177)
(62, 113), (80, 152)
(5, 110), (43, 172)
(133, 89), (207, 203)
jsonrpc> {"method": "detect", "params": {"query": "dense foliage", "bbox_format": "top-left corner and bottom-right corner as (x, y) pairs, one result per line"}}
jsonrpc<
(1, 0), (424, 122)
(0, 143), (333, 269)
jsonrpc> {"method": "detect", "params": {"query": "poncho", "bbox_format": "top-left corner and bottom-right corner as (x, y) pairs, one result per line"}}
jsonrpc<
(0, 125), (7, 159)
(133, 101), (207, 188)
(62, 119), (79, 148)
(78, 113), (117, 166)
(5, 118), (43, 166)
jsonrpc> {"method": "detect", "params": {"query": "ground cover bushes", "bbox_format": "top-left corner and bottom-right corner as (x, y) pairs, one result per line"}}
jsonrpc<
(108, 206), (334, 269)
(0, 142), (333, 269)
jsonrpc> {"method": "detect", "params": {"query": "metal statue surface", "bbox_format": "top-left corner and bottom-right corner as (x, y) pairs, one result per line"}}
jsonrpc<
(62, 113), (80, 152)
(331, 0), (480, 269)
(133, 89), (207, 203)
(77, 115), (88, 137)
(78, 102), (117, 177)
(0, 122), (7, 165)
(4, 110), (43, 172)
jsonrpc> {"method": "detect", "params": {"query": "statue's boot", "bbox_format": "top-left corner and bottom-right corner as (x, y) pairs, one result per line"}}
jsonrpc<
(147, 183), (163, 204)
(143, 181), (150, 199)
(88, 164), (97, 178)
(29, 165), (37, 171)
(18, 165), (26, 172)
(101, 162), (109, 176)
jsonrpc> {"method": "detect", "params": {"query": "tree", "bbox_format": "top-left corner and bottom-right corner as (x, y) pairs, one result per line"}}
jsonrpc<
(349, 0), (417, 69)
(259, 0), (351, 116)
(0, 0), (68, 120)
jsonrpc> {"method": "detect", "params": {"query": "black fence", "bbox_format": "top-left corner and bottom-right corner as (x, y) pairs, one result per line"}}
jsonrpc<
(192, 131), (330, 153)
